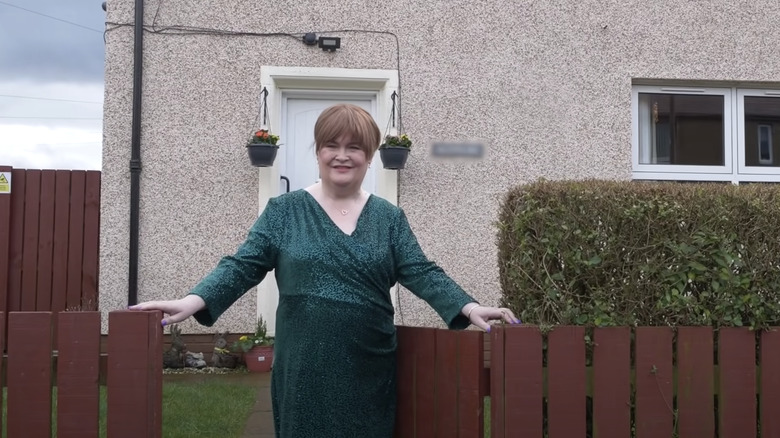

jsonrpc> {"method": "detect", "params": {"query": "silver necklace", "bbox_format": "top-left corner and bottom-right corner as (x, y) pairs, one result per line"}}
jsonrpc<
(340, 209), (349, 216)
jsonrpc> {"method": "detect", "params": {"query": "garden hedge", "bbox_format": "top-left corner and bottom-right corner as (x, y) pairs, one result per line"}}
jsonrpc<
(497, 180), (780, 329)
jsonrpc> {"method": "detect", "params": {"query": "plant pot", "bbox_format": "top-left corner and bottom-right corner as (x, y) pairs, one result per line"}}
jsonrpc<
(246, 143), (279, 167)
(244, 345), (274, 373)
(379, 146), (410, 169)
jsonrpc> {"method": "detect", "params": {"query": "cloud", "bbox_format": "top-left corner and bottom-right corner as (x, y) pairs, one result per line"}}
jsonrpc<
(0, 81), (103, 170)
(0, 0), (106, 83)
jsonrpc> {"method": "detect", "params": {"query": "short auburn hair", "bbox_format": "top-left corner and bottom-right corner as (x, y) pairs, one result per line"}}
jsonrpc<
(314, 104), (381, 159)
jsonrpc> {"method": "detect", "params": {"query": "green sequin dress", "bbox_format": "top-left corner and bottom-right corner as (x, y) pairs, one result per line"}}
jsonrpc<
(189, 190), (476, 437)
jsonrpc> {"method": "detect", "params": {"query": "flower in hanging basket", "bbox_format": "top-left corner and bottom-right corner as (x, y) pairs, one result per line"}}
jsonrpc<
(380, 133), (412, 149)
(250, 129), (280, 146)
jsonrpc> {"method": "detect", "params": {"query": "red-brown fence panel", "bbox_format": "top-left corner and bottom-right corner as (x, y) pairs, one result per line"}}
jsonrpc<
(1, 168), (101, 320)
(414, 327), (436, 437)
(394, 326), (486, 438)
(7, 168), (25, 312)
(0, 312), (5, 433)
(36, 170), (56, 311)
(548, 326), (586, 438)
(57, 311), (101, 438)
(457, 329), (484, 437)
(635, 327), (674, 438)
(719, 327), (756, 438)
(677, 327), (714, 438)
(395, 326), (415, 438)
(435, 329), (459, 437)
(0, 165), (10, 313)
(66, 171), (86, 310)
(21, 170), (41, 311)
(82, 171), (101, 308)
(490, 326), (505, 438)
(593, 327), (631, 438)
(761, 328), (780, 438)
(493, 325), (543, 438)
(107, 310), (163, 438)
(7, 312), (53, 437)
(51, 169), (72, 313)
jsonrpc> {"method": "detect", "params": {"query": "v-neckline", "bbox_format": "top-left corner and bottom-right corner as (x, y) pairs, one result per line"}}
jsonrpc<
(302, 190), (373, 237)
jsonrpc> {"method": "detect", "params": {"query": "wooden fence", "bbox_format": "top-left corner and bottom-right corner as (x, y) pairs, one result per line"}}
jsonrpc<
(0, 310), (161, 438)
(395, 325), (780, 438)
(0, 166), (101, 314)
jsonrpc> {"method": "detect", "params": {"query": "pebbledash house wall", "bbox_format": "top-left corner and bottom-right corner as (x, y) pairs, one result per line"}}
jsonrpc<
(100, 0), (780, 334)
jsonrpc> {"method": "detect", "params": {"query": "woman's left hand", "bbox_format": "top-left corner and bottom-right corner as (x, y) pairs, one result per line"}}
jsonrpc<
(462, 303), (521, 332)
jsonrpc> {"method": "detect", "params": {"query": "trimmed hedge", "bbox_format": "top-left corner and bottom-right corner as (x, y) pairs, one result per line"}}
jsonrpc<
(497, 180), (780, 329)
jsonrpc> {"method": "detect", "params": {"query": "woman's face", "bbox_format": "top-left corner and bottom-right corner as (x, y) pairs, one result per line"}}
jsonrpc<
(316, 134), (370, 190)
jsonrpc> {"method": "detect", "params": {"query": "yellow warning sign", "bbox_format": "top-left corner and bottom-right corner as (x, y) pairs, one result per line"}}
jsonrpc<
(0, 172), (11, 194)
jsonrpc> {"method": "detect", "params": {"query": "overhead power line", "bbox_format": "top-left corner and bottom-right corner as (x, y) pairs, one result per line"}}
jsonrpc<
(0, 1), (103, 33)
(0, 94), (103, 104)
(0, 116), (103, 120)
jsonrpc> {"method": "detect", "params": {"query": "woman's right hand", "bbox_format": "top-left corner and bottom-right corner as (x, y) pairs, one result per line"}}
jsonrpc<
(129, 294), (206, 326)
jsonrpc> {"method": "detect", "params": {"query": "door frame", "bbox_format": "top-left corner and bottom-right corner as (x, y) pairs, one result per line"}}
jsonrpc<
(256, 66), (400, 335)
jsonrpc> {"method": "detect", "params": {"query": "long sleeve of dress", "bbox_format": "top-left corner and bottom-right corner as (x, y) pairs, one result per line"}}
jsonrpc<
(189, 197), (283, 326)
(391, 208), (477, 330)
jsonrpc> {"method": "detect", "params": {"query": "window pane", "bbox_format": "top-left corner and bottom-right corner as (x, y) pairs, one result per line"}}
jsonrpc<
(638, 93), (724, 165)
(744, 96), (780, 167)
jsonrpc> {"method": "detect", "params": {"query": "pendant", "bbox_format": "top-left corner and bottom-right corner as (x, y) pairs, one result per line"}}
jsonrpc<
(340, 209), (349, 215)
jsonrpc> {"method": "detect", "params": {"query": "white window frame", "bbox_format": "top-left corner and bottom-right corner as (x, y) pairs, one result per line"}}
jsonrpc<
(632, 85), (780, 182)
(737, 89), (780, 177)
(631, 85), (733, 181)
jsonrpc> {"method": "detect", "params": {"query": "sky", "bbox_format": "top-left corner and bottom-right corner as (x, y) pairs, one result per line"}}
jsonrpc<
(0, 0), (106, 170)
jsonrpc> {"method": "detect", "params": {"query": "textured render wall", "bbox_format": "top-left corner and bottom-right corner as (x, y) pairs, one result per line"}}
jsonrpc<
(101, 0), (780, 333)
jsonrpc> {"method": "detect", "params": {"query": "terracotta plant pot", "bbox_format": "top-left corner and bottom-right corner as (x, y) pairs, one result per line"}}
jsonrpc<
(244, 345), (274, 372)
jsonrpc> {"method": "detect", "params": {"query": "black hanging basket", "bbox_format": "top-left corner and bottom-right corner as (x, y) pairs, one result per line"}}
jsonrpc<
(379, 145), (410, 170)
(246, 143), (279, 167)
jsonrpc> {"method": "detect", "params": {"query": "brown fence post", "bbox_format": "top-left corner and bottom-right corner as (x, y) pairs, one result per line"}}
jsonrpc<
(0, 312), (5, 433)
(7, 311), (54, 437)
(107, 310), (163, 438)
(0, 165), (11, 312)
(57, 311), (101, 438)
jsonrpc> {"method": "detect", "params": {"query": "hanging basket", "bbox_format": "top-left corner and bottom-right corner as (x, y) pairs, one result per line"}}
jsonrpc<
(246, 142), (279, 167)
(379, 145), (410, 170)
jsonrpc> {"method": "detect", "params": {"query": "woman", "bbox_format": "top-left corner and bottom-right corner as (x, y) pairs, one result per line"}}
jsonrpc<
(131, 103), (520, 437)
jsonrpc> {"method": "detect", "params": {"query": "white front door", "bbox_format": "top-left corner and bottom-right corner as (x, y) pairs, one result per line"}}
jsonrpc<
(278, 94), (378, 195)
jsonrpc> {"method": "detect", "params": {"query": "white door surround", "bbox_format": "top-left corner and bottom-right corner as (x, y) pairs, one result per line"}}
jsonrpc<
(256, 66), (400, 335)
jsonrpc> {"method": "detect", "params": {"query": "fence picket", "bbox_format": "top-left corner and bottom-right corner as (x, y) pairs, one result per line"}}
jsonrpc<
(51, 169), (71, 313)
(435, 329), (459, 437)
(677, 327), (715, 438)
(7, 168), (25, 312)
(57, 311), (101, 438)
(0, 165), (11, 312)
(36, 170), (56, 311)
(456, 329), (484, 437)
(107, 310), (163, 438)
(414, 327), (436, 437)
(501, 326), (543, 437)
(66, 171), (86, 310)
(761, 328), (780, 438)
(593, 327), (631, 438)
(21, 170), (41, 311)
(7, 312), (53, 437)
(548, 326), (586, 438)
(394, 326), (415, 438)
(635, 327), (674, 438)
(719, 327), (757, 438)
